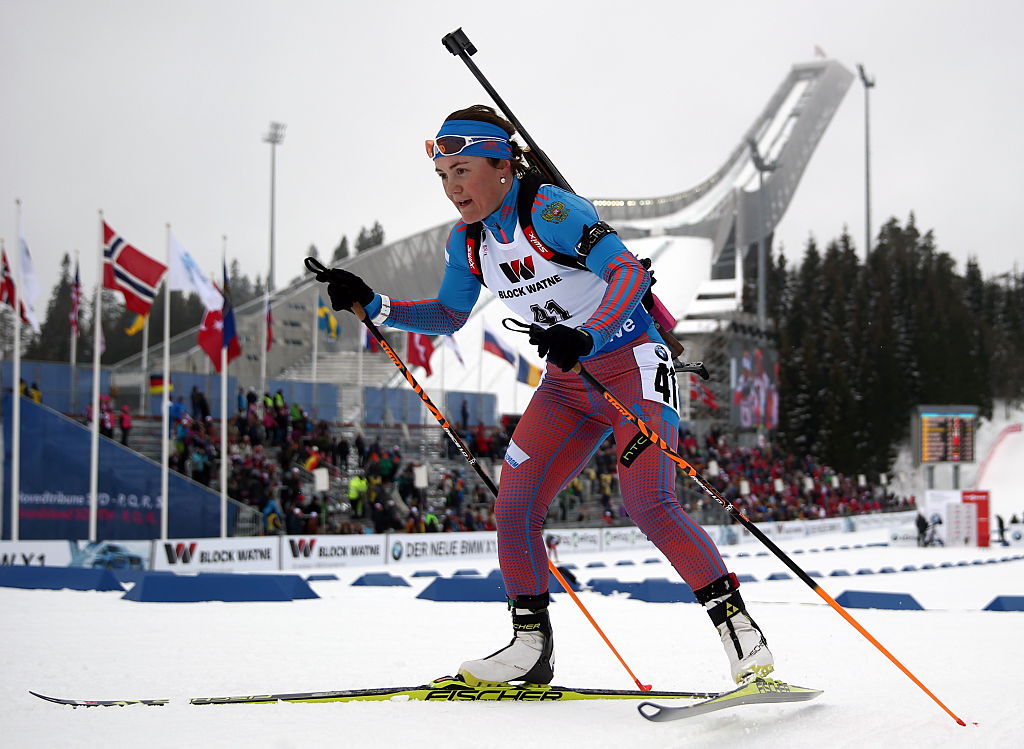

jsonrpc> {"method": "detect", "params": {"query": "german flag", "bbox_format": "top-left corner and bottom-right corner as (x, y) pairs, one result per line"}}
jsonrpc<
(149, 374), (173, 394)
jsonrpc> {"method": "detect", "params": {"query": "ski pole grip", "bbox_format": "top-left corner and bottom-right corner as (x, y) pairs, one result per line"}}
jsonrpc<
(305, 256), (367, 321)
(442, 28), (476, 57)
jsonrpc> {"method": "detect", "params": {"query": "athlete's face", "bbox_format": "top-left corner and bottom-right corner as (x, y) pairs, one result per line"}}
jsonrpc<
(434, 155), (512, 224)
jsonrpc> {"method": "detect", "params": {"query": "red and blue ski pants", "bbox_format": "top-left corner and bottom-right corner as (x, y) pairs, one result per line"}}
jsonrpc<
(496, 335), (729, 597)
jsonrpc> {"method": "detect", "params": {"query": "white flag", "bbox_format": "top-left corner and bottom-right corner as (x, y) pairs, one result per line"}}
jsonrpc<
(167, 233), (222, 311)
(443, 334), (465, 367)
(17, 227), (40, 333)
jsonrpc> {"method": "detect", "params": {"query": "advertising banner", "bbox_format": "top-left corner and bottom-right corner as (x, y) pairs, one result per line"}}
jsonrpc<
(67, 540), (151, 569)
(922, 490), (961, 545)
(961, 490), (990, 548)
(541, 529), (602, 555)
(729, 340), (779, 430)
(849, 510), (916, 532)
(945, 502), (977, 547)
(601, 526), (656, 552)
(280, 535), (387, 570)
(0, 540), (74, 567)
(151, 537), (279, 572)
(386, 531), (499, 565)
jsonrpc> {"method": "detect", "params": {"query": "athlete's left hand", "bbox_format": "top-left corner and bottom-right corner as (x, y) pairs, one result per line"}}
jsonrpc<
(529, 324), (593, 372)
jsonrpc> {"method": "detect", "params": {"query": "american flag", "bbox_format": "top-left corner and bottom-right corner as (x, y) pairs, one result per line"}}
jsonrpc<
(69, 260), (82, 337)
(102, 221), (167, 316)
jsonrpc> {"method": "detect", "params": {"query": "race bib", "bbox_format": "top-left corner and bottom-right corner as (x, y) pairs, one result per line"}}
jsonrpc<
(632, 342), (679, 413)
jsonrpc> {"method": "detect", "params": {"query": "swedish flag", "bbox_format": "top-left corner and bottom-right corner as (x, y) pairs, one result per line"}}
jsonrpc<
(516, 355), (543, 387)
(318, 296), (339, 340)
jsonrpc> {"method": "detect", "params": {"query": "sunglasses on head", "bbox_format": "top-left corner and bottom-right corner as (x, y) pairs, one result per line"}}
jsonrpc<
(424, 134), (510, 158)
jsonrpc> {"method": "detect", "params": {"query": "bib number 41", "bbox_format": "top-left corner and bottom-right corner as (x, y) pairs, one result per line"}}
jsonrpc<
(653, 362), (678, 410)
(530, 300), (571, 326)
(634, 342), (679, 412)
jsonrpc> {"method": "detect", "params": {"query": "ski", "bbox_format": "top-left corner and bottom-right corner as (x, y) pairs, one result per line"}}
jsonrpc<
(31, 677), (717, 708)
(30, 692), (169, 708)
(637, 677), (823, 722)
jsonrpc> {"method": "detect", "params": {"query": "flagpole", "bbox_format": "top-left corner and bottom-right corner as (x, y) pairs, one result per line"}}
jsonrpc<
(513, 357), (518, 416)
(11, 200), (22, 541)
(139, 314), (149, 416)
(260, 288), (268, 396)
(440, 338), (446, 422)
(357, 326), (364, 426)
(89, 211), (104, 542)
(69, 323), (77, 409)
(161, 224), (171, 540)
(220, 236), (228, 539)
(311, 289), (319, 416)
(70, 251), (79, 414)
(477, 333), (484, 428)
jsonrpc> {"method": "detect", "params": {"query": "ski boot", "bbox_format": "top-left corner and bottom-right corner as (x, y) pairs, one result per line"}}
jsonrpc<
(458, 592), (554, 685)
(695, 573), (774, 684)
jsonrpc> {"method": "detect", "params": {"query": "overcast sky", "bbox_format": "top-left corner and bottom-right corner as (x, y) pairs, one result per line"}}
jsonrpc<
(2, 0), (1022, 313)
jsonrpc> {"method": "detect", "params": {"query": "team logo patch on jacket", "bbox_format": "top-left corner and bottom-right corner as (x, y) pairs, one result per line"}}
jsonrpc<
(541, 201), (570, 223)
(499, 257), (537, 283)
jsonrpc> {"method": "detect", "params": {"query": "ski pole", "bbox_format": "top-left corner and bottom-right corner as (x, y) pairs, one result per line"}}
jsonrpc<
(304, 257), (651, 691)
(556, 353), (965, 725)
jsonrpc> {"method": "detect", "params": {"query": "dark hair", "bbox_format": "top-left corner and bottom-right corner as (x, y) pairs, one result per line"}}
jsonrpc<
(445, 104), (529, 177)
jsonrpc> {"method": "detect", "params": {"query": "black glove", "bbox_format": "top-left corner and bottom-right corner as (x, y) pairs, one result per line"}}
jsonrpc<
(315, 267), (374, 313)
(529, 324), (593, 372)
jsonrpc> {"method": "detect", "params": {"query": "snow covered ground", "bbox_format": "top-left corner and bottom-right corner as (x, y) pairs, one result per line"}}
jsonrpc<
(2, 525), (1021, 749)
(4, 406), (1021, 747)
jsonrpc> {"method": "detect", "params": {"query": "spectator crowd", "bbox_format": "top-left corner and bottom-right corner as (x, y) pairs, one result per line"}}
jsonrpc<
(82, 383), (914, 540)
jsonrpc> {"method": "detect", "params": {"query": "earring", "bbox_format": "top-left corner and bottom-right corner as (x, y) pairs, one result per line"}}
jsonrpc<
(500, 177), (507, 184)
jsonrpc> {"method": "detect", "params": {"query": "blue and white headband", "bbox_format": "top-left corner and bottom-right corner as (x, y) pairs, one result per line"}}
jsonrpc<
(428, 119), (513, 160)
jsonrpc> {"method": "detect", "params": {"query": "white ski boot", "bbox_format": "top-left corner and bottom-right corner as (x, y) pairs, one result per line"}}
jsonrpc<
(695, 573), (774, 684)
(458, 592), (554, 685)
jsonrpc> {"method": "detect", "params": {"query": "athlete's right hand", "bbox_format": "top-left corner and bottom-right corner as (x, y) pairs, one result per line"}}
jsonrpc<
(315, 267), (375, 312)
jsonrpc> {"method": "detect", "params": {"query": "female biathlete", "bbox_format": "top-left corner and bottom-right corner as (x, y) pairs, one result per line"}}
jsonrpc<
(314, 105), (774, 687)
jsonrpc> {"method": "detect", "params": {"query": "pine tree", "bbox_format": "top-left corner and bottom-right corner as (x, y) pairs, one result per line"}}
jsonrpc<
(332, 235), (350, 262)
(355, 222), (386, 252)
(25, 253), (74, 361)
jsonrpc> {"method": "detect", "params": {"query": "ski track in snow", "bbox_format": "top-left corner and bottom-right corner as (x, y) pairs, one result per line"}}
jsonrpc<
(2, 524), (1020, 749)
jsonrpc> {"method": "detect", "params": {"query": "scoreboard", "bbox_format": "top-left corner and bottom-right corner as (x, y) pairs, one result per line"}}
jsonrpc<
(913, 406), (979, 464)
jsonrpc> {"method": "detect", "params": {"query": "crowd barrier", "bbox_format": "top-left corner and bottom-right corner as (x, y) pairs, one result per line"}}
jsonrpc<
(0, 512), (918, 573)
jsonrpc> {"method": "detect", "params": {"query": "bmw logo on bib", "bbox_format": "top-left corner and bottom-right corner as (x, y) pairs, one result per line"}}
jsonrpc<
(655, 345), (669, 361)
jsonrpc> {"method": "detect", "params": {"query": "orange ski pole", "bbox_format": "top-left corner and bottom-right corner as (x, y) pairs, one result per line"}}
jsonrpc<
(570, 359), (966, 725)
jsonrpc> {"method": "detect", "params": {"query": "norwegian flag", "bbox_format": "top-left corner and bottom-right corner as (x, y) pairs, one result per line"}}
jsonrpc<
(69, 260), (82, 337)
(102, 222), (167, 316)
(690, 374), (719, 411)
(0, 250), (31, 327)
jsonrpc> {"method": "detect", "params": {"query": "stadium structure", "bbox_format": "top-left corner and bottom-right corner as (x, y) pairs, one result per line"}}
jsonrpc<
(113, 58), (854, 425)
